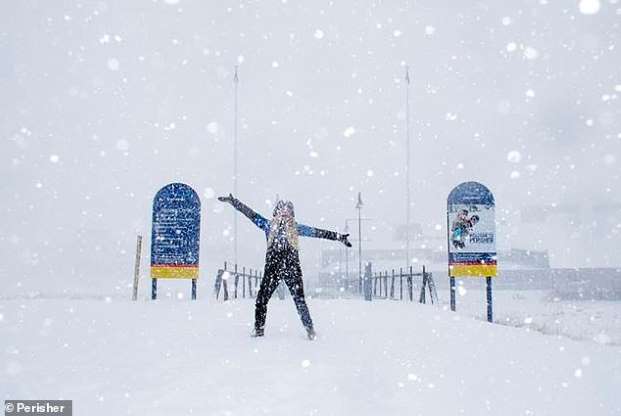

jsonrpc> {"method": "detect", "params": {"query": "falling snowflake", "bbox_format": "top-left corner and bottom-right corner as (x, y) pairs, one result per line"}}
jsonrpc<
(579, 0), (600, 14)
(523, 47), (539, 60)
(203, 188), (215, 199)
(207, 122), (219, 134)
(116, 139), (129, 151)
(107, 58), (120, 71)
(507, 150), (522, 163)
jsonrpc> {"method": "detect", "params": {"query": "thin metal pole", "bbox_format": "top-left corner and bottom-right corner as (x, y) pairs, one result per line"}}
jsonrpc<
(486, 277), (493, 322)
(233, 65), (239, 266)
(447, 208), (456, 312)
(344, 221), (349, 291)
(132, 235), (143, 301)
(358, 203), (362, 294)
(405, 65), (411, 270)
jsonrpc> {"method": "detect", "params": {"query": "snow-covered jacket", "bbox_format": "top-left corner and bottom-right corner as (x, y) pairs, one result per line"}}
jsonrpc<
(230, 197), (339, 250)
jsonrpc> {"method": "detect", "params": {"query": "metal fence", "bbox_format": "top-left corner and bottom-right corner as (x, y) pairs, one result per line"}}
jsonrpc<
(214, 262), (286, 301)
(214, 262), (261, 301)
(369, 265), (439, 304)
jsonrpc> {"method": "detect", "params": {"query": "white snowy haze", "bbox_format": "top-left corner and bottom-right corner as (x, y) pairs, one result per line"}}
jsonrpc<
(1, 0), (620, 296)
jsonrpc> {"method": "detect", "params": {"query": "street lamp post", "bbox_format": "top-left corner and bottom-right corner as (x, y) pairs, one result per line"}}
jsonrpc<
(344, 216), (372, 294)
(233, 65), (239, 265)
(344, 221), (349, 288)
(356, 192), (364, 293)
(404, 65), (411, 269)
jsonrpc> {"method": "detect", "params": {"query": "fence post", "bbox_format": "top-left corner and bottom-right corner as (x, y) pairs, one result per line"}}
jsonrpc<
(390, 269), (395, 299)
(373, 272), (382, 297)
(428, 271), (437, 304)
(381, 272), (384, 297)
(364, 262), (373, 301)
(223, 264), (229, 301)
(233, 264), (238, 299)
(385, 272), (389, 298)
(248, 270), (252, 297)
(242, 266), (246, 298)
(216, 262), (226, 299)
(132, 235), (143, 301)
(400, 268), (403, 300)
(243, 268), (247, 298)
(373, 273), (377, 296)
(419, 266), (427, 304)
(383, 271), (386, 297)
(408, 266), (413, 301)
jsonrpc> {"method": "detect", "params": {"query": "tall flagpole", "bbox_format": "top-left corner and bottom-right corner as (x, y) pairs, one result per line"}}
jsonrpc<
(405, 65), (411, 269)
(356, 192), (364, 294)
(233, 65), (239, 265)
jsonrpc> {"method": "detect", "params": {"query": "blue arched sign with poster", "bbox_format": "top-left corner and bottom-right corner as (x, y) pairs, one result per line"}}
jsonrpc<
(150, 183), (201, 300)
(447, 181), (496, 321)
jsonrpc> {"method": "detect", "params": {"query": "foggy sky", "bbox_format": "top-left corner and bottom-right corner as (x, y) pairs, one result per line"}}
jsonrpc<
(2, 0), (620, 295)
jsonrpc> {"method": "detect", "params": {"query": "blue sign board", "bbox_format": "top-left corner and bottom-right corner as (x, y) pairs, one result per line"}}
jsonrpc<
(447, 181), (495, 206)
(447, 182), (496, 277)
(150, 183), (201, 280)
(446, 181), (496, 321)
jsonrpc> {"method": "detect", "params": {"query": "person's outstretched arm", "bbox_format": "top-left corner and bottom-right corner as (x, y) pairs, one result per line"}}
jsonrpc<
(218, 194), (269, 231)
(297, 223), (352, 247)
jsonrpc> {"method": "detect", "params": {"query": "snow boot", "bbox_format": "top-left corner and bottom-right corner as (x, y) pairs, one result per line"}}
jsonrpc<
(251, 328), (264, 338)
(306, 327), (316, 341)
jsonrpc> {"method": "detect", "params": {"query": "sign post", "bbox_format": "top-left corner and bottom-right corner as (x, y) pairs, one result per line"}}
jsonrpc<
(446, 182), (496, 322)
(150, 183), (201, 300)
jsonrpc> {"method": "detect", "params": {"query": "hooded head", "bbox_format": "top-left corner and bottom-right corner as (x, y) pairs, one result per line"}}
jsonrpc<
(268, 200), (299, 249)
(273, 200), (295, 218)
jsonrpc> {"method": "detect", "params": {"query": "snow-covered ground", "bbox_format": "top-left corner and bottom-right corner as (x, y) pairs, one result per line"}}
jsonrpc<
(2, 296), (620, 415)
(436, 289), (621, 346)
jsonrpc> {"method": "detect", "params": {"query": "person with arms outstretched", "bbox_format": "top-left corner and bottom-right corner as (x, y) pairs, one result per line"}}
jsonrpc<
(218, 194), (352, 340)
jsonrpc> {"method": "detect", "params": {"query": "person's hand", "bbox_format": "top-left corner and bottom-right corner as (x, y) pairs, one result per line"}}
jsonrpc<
(217, 193), (234, 203)
(339, 233), (352, 247)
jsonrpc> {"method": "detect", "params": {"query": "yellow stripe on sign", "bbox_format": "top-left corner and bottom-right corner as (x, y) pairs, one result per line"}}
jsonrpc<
(151, 266), (199, 279)
(450, 264), (497, 277)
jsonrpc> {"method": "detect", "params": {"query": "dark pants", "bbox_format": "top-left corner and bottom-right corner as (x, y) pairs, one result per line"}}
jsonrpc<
(255, 247), (313, 332)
